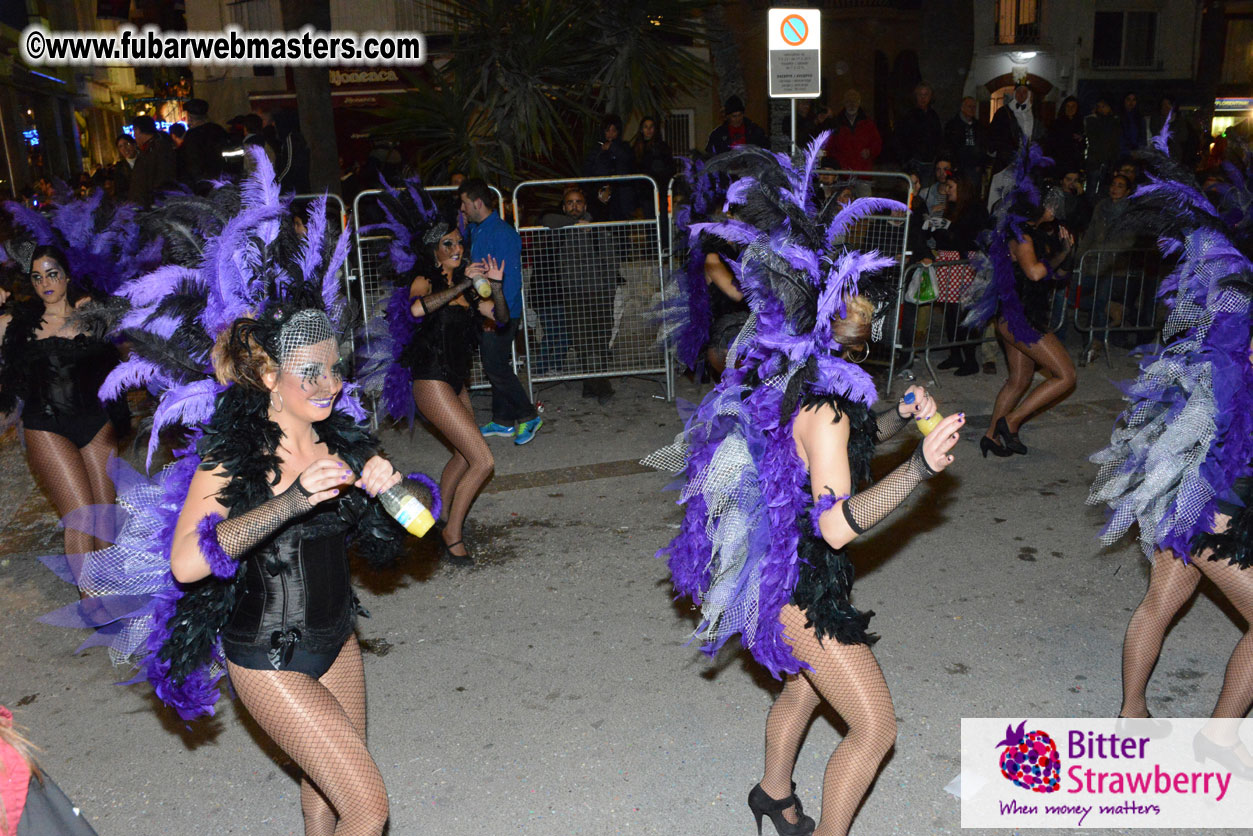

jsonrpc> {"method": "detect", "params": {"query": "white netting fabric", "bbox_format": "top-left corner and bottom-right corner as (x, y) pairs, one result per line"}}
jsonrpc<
(1088, 272), (1252, 557)
(645, 342), (804, 651)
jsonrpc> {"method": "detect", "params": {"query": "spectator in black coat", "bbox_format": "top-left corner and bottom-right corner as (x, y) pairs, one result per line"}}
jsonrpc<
(1084, 98), (1120, 200)
(943, 96), (989, 187)
(705, 95), (768, 156)
(1119, 91), (1146, 156)
(893, 82), (944, 184)
(632, 116), (676, 199)
(177, 98), (228, 194)
(128, 115), (177, 208)
(1046, 96), (1085, 178)
(584, 113), (635, 219)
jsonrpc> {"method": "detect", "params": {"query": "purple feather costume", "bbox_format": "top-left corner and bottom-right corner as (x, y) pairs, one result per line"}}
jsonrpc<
(38, 148), (431, 721)
(646, 135), (906, 677)
(1088, 127), (1253, 569)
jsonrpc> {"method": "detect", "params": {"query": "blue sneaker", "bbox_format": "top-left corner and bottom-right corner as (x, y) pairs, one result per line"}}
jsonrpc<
(480, 421), (515, 439)
(514, 417), (543, 445)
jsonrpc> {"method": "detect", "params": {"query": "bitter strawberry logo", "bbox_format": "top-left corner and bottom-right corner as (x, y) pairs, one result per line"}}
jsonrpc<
(996, 720), (1061, 793)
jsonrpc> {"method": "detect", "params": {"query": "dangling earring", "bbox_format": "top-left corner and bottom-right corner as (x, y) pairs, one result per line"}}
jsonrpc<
(847, 343), (871, 364)
(270, 390), (284, 412)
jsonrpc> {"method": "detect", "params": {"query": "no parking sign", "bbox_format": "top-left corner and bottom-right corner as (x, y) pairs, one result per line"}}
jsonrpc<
(768, 7), (820, 98)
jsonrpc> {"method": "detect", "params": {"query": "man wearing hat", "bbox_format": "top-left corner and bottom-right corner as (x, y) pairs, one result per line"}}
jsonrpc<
(705, 95), (768, 156)
(177, 98), (229, 193)
(989, 81), (1044, 170)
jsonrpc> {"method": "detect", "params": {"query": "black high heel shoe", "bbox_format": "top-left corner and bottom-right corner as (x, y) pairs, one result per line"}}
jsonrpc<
(439, 537), (475, 567)
(748, 783), (814, 836)
(1193, 732), (1253, 780)
(980, 436), (1013, 458)
(994, 417), (1028, 455)
(1115, 713), (1172, 739)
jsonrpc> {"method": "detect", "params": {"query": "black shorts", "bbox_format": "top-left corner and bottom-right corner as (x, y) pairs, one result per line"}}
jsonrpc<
(22, 408), (109, 449)
(224, 638), (346, 679)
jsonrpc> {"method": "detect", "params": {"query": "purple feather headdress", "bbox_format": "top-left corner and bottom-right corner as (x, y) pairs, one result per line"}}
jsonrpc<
(654, 134), (904, 677)
(2, 188), (158, 296)
(1089, 121), (1253, 560)
(353, 176), (443, 423)
(105, 146), (360, 467)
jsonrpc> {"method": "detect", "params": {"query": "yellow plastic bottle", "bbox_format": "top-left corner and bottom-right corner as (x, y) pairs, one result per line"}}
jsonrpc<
(903, 391), (944, 436)
(377, 483), (435, 536)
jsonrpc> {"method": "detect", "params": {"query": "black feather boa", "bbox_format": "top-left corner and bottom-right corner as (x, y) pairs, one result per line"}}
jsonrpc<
(157, 385), (406, 686)
(791, 393), (879, 646)
(0, 301), (43, 413)
(1194, 502), (1253, 570)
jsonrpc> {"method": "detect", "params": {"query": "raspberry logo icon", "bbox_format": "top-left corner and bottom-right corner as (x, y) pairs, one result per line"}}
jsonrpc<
(995, 720), (1061, 793)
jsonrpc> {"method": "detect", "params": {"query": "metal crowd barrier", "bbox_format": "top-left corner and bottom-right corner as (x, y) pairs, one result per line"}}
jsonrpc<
(511, 174), (672, 402)
(350, 185), (508, 390)
(1071, 247), (1162, 367)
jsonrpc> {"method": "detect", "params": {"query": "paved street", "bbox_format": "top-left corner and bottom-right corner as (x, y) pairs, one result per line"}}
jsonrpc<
(1, 346), (1246, 836)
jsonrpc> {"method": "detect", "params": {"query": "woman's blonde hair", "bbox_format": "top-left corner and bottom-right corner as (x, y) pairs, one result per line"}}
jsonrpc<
(211, 318), (279, 390)
(1, 709), (42, 836)
(832, 294), (874, 360)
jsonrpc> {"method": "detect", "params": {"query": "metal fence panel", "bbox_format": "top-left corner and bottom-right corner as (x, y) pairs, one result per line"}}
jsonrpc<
(1071, 247), (1162, 367)
(512, 175), (672, 402)
(350, 185), (507, 389)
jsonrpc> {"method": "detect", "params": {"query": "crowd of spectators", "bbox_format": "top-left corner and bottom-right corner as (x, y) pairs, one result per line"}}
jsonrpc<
(5, 83), (1231, 396)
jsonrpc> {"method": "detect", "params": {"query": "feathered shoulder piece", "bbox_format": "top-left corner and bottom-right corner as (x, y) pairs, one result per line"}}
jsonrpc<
(355, 176), (444, 425)
(691, 133), (901, 406)
(1088, 123), (1253, 561)
(103, 147), (360, 467)
(650, 135), (904, 677)
(2, 189), (160, 297)
(962, 138), (1053, 343)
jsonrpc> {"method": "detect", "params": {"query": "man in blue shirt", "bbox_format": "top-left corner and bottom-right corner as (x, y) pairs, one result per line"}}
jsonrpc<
(458, 178), (542, 444)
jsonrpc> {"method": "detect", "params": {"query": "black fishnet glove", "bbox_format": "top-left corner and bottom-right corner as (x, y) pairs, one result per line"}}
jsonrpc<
(487, 279), (510, 324)
(210, 479), (315, 557)
(874, 407), (912, 443)
(841, 444), (937, 535)
(417, 278), (474, 314)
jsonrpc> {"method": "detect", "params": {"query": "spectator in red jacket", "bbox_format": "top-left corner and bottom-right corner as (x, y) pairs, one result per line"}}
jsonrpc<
(826, 89), (882, 195)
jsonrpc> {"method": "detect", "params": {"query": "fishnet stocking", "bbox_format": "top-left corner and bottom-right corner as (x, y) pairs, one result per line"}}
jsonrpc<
(1119, 551), (1199, 718)
(25, 422), (117, 555)
(413, 380), (493, 558)
(227, 637), (387, 836)
(761, 604), (897, 836)
(988, 320), (1075, 436)
(1121, 512), (1253, 726)
(1194, 540), (1253, 721)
